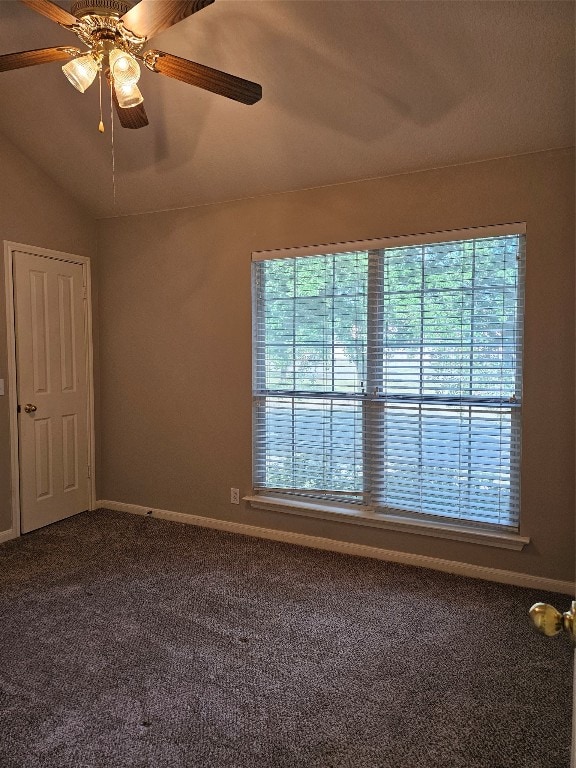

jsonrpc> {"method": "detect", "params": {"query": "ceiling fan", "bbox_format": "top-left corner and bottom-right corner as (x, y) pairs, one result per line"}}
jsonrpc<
(0, 0), (262, 129)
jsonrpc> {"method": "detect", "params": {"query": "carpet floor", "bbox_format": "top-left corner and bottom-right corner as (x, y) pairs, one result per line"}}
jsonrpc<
(0, 509), (572, 768)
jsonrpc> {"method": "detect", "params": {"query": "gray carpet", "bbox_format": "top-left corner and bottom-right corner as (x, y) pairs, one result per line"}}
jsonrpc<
(0, 509), (572, 768)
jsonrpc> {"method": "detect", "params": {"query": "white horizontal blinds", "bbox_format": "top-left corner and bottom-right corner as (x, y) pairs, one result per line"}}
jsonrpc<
(253, 252), (368, 501)
(368, 234), (524, 527)
(252, 226), (524, 530)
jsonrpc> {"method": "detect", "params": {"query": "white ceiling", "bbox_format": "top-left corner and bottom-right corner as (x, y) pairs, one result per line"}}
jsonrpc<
(0, 0), (573, 219)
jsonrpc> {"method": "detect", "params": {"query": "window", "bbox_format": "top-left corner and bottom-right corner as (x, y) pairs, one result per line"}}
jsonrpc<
(252, 224), (525, 533)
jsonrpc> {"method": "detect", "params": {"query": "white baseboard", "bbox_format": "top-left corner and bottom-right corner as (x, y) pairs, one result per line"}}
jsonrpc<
(98, 500), (573, 595)
(0, 528), (17, 544)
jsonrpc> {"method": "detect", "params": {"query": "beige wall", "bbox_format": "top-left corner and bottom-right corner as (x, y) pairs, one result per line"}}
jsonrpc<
(97, 148), (574, 583)
(0, 133), (98, 532)
(1, 138), (571, 583)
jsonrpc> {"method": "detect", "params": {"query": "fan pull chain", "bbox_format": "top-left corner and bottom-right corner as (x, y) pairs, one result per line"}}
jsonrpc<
(98, 69), (104, 133)
(109, 77), (116, 208)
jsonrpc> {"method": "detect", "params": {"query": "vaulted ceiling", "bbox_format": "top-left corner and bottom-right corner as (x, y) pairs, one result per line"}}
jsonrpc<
(0, 0), (573, 218)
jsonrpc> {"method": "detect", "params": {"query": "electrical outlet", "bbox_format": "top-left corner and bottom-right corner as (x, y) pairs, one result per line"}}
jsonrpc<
(230, 488), (240, 504)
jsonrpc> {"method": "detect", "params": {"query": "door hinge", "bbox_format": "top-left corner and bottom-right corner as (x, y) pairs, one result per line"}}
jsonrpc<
(83, 284), (87, 299)
(87, 464), (91, 478)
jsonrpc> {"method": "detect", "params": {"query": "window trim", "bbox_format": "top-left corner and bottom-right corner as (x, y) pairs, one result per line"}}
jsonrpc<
(252, 222), (526, 261)
(244, 493), (530, 551)
(251, 222), (527, 545)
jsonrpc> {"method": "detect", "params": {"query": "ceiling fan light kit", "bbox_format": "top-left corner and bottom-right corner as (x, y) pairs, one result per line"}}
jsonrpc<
(108, 48), (140, 87)
(62, 51), (100, 92)
(0, 0), (262, 128)
(115, 81), (143, 108)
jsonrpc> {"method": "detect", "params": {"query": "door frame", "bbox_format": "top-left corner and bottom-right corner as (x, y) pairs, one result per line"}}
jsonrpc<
(4, 241), (96, 539)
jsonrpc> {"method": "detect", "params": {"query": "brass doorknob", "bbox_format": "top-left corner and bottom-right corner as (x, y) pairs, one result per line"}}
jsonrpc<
(24, 403), (37, 413)
(529, 601), (576, 641)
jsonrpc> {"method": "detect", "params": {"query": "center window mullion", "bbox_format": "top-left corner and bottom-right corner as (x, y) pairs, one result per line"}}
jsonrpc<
(365, 249), (383, 507)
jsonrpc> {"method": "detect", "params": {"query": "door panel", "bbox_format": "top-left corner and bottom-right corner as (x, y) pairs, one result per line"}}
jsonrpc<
(62, 413), (79, 491)
(58, 273), (77, 392)
(14, 251), (89, 533)
(34, 417), (52, 499)
(30, 270), (50, 394)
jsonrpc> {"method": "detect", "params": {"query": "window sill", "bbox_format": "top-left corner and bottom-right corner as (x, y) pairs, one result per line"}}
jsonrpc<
(243, 494), (530, 551)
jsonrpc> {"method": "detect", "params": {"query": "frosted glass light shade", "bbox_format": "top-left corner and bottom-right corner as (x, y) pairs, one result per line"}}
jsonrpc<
(62, 54), (98, 93)
(109, 49), (140, 86)
(115, 82), (144, 109)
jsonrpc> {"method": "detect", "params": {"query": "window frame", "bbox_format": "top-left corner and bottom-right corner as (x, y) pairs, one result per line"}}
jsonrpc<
(249, 223), (528, 550)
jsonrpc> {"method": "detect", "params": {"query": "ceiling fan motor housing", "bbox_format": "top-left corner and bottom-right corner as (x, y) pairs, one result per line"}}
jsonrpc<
(70, 0), (137, 19)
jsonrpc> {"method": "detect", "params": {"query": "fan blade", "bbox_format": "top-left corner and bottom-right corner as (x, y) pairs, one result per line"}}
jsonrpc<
(0, 46), (80, 72)
(113, 97), (149, 129)
(121, 0), (214, 40)
(145, 51), (262, 105)
(20, 0), (80, 28)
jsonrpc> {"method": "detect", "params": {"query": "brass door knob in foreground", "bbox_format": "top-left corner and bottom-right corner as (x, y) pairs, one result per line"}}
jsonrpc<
(24, 403), (37, 413)
(529, 600), (576, 641)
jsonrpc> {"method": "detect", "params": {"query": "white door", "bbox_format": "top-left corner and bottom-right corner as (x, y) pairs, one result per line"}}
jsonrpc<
(13, 250), (90, 533)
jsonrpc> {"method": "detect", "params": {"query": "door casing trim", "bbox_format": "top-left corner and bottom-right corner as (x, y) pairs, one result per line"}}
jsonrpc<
(4, 241), (96, 540)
